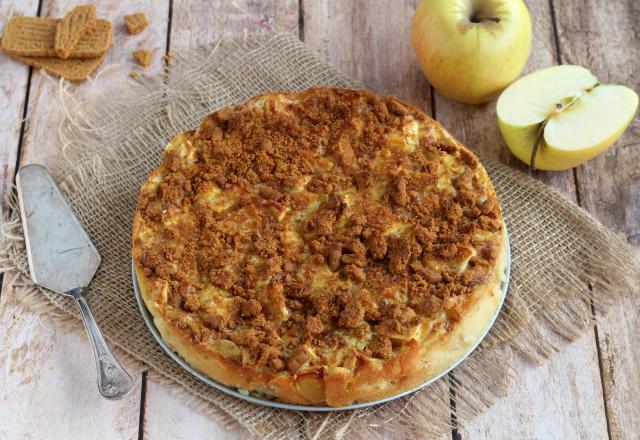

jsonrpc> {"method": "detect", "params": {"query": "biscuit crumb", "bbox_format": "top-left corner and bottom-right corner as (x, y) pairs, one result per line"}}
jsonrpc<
(367, 334), (392, 359)
(387, 237), (411, 274)
(339, 297), (365, 328)
(124, 12), (148, 35)
(306, 316), (324, 335)
(132, 48), (152, 68)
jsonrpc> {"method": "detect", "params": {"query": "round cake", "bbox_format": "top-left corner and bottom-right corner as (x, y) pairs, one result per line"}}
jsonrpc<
(132, 88), (506, 407)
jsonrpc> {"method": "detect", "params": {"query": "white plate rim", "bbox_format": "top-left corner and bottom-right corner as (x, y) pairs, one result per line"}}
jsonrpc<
(132, 229), (510, 411)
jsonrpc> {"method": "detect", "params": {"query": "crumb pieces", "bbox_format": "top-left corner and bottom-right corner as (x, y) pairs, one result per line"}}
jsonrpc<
(183, 293), (200, 312)
(387, 237), (411, 274)
(132, 48), (152, 67)
(134, 88), (503, 373)
(342, 264), (366, 282)
(391, 174), (408, 206)
(367, 334), (392, 359)
(366, 232), (388, 259)
(306, 316), (324, 335)
(338, 297), (365, 329)
(240, 298), (263, 318)
(124, 12), (148, 35)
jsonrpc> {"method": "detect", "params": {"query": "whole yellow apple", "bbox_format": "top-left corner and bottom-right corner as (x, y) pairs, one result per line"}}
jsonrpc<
(497, 65), (639, 170)
(412, 0), (532, 104)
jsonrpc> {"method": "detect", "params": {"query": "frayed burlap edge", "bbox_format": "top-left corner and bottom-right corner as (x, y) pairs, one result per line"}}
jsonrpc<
(1, 32), (639, 439)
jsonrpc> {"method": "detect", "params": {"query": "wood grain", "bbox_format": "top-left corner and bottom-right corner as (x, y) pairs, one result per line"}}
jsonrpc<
(143, 376), (245, 440)
(0, 0), (638, 438)
(0, 0), (38, 218)
(553, 0), (640, 438)
(0, 291), (142, 439)
(461, 330), (607, 439)
(0, 1), (169, 439)
(303, 0), (432, 113)
(170, 0), (299, 52)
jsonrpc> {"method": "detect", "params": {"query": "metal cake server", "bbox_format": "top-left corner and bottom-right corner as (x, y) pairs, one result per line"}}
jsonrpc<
(16, 164), (133, 400)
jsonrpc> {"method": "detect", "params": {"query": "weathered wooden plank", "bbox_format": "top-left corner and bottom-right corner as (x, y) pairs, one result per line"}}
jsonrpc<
(2, 1), (632, 438)
(142, 2), (298, 437)
(0, 290), (142, 440)
(414, 0), (608, 437)
(0, 0), (38, 217)
(461, 331), (607, 439)
(303, 0), (432, 113)
(0, 1), (170, 439)
(553, 1), (640, 438)
(170, 0), (299, 52)
(143, 376), (245, 440)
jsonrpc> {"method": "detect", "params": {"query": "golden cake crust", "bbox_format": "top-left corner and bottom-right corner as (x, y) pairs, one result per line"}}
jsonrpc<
(132, 87), (506, 407)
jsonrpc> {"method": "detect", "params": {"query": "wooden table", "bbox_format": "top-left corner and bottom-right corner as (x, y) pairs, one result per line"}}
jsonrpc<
(1, 1), (637, 439)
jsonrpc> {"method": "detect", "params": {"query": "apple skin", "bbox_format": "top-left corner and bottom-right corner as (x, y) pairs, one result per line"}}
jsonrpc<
(412, 0), (532, 104)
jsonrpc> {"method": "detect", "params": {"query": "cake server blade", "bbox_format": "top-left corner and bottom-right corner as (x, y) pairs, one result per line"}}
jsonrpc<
(17, 164), (100, 293)
(16, 164), (133, 400)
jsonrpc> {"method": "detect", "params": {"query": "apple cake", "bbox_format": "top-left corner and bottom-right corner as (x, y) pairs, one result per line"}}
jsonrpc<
(132, 88), (507, 407)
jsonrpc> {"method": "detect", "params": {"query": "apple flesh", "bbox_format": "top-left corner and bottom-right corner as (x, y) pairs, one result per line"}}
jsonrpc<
(412, 0), (532, 104)
(497, 65), (639, 170)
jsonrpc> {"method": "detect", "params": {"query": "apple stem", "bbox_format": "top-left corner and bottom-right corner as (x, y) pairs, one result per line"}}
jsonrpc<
(530, 119), (549, 172)
(586, 83), (601, 92)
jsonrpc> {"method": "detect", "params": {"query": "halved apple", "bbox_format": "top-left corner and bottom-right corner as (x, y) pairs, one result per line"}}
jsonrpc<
(497, 65), (638, 170)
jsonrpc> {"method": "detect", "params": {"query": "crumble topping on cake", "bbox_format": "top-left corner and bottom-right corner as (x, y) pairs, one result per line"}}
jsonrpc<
(132, 88), (505, 405)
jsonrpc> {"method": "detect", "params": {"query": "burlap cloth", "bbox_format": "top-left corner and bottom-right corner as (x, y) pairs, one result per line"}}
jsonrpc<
(1, 33), (638, 439)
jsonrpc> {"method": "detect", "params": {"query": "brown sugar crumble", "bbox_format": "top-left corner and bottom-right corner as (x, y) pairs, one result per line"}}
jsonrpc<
(124, 12), (148, 35)
(134, 88), (503, 373)
(132, 48), (152, 68)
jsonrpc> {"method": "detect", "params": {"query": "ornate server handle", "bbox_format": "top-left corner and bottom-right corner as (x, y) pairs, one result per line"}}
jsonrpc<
(72, 292), (134, 400)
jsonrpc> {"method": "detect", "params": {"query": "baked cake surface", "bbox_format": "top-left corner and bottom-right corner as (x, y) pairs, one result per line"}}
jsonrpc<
(132, 88), (506, 406)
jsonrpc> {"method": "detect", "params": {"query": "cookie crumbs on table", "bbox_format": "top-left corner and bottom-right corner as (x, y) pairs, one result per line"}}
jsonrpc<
(132, 49), (152, 68)
(124, 12), (148, 35)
